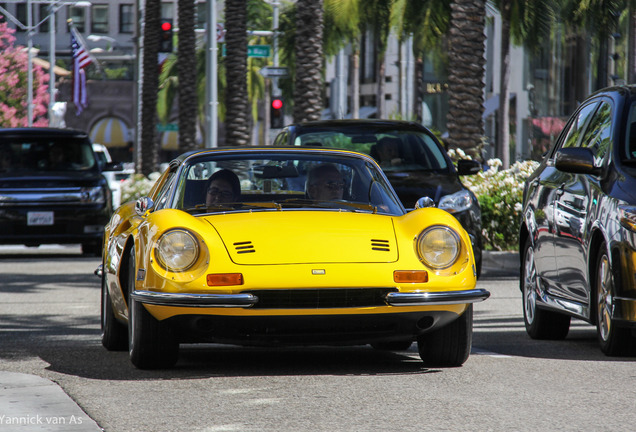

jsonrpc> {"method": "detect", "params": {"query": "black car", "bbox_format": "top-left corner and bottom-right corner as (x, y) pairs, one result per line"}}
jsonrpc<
(272, 120), (483, 276)
(0, 128), (119, 255)
(519, 85), (636, 355)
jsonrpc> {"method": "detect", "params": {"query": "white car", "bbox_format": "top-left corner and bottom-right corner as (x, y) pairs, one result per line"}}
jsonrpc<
(92, 143), (122, 209)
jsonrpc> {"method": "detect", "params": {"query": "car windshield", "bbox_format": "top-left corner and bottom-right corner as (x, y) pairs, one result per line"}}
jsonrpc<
(173, 151), (404, 216)
(290, 128), (449, 172)
(0, 138), (97, 174)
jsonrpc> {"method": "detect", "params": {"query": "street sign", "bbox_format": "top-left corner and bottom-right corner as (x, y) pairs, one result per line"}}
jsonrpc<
(260, 66), (289, 78)
(221, 45), (271, 58)
(217, 23), (226, 43)
(157, 123), (178, 132)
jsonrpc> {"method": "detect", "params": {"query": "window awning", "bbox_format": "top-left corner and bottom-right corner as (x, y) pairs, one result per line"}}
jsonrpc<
(90, 117), (130, 148)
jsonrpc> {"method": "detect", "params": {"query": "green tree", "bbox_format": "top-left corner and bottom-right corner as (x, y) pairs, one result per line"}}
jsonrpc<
(391, 0), (451, 121)
(178, 0), (198, 151)
(445, 0), (487, 156)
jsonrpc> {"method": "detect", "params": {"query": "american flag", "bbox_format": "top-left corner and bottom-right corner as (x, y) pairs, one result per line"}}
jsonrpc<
(70, 27), (91, 115)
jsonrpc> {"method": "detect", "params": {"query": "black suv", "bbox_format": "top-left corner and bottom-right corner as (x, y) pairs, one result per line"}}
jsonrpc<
(0, 128), (118, 255)
(273, 120), (483, 276)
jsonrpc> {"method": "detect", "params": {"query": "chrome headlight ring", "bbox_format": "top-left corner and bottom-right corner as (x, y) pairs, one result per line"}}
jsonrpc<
(155, 229), (200, 272)
(416, 225), (462, 270)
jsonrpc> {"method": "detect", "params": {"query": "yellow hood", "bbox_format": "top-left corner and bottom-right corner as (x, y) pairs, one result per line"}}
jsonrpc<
(204, 211), (399, 265)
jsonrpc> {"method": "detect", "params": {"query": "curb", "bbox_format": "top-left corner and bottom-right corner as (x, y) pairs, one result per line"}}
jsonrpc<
(0, 372), (102, 431)
(482, 251), (519, 277)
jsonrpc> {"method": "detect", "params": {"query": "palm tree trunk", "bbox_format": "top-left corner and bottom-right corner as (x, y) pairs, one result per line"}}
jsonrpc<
(376, 53), (386, 119)
(497, 0), (511, 169)
(178, 0), (198, 151)
(351, 45), (360, 119)
(446, 0), (486, 157)
(139, 0), (160, 175)
(225, 0), (250, 146)
(293, 0), (324, 123)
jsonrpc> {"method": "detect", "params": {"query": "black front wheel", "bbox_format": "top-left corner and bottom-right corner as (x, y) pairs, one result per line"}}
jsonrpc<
(127, 249), (179, 369)
(521, 239), (570, 340)
(417, 305), (473, 367)
(101, 266), (127, 351)
(595, 246), (634, 356)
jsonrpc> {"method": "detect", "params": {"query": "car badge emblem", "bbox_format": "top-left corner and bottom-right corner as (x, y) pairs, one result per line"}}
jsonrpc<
(312, 269), (326, 275)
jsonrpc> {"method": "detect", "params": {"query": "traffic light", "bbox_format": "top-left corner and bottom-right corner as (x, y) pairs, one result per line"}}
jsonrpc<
(159, 19), (173, 53)
(271, 97), (284, 129)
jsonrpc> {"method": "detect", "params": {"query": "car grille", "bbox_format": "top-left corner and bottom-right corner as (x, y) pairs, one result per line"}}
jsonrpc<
(242, 288), (397, 309)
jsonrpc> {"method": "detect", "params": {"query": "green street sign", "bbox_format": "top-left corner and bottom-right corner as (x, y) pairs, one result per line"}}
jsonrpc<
(221, 44), (271, 57)
(157, 123), (178, 132)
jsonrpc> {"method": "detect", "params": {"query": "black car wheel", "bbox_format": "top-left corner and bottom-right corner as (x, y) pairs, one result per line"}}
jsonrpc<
(127, 249), (179, 369)
(417, 305), (472, 367)
(521, 238), (570, 340)
(101, 264), (127, 351)
(595, 246), (633, 356)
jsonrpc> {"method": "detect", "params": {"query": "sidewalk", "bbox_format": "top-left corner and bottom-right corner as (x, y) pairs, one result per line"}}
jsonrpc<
(0, 372), (101, 431)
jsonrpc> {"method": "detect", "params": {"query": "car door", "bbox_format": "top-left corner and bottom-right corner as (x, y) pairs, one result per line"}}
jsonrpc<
(529, 101), (600, 298)
(554, 100), (612, 303)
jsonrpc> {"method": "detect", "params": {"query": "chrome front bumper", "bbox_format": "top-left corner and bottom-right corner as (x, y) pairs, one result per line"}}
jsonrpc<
(131, 288), (490, 309)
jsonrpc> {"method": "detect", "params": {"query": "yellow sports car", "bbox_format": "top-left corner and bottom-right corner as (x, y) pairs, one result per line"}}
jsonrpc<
(97, 147), (489, 369)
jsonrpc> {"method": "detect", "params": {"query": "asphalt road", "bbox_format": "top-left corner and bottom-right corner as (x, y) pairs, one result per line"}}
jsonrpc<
(0, 245), (635, 431)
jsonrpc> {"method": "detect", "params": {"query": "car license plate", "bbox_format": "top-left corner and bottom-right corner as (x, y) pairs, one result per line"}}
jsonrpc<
(27, 211), (54, 226)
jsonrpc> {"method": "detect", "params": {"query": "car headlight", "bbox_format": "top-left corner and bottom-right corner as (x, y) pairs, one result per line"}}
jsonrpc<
(438, 189), (474, 214)
(81, 186), (106, 204)
(416, 226), (461, 269)
(155, 229), (199, 272)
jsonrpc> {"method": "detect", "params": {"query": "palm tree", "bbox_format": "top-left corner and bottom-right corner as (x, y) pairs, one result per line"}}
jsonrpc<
(445, 0), (487, 157)
(391, 0), (452, 122)
(177, 0), (198, 151)
(293, 0), (324, 123)
(359, 0), (395, 119)
(139, 0), (161, 175)
(324, 0), (360, 118)
(492, 0), (554, 169)
(225, 0), (250, 146)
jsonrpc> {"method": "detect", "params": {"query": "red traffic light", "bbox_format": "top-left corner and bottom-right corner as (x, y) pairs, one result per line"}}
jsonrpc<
(161, 21), (172, 31)
(272, 99), (283, 110)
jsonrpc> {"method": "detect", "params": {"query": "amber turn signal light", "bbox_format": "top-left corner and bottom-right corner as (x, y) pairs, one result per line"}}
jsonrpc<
(207, 273), (244, 286)
(393, 270), (428, 283)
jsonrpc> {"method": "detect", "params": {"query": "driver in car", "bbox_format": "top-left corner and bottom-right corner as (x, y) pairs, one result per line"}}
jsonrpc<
(306, 164), (345, 201)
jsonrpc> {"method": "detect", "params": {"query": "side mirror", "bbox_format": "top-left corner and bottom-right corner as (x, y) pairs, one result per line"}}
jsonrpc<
(555, 148), (601, 175)
(135, 197), (155, 216)
(415, 196), (435, 209)
(457, 159), (482, 176)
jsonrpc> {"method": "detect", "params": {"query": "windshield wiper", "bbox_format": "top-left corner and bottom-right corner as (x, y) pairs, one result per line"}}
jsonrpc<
(276, 198), (377, 213)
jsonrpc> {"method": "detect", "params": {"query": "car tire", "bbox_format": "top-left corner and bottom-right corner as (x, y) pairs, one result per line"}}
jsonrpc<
(127, 249), (179, 369)
(595, 246), (634, 356)
(101, 265), (127, 351)
(371, 340), (412, 351)
(521, 238), (570, 340)
(417, 305), (472, 367)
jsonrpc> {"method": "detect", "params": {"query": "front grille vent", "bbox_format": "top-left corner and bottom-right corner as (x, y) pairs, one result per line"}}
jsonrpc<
(371, 239), (390, 252)
(243, 288), (397, 309)
(234, 241), (255, 254)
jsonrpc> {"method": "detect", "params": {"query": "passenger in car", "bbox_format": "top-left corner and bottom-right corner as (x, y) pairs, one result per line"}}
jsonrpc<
(373, 137), (402, 167)
(205, 169), (241, 205)
(306, 164), (345, 201)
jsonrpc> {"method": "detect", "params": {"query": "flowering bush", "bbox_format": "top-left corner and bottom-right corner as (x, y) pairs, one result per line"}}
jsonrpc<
(448, 149), (539, 251)
(120, 173), (160, 204)
(0, 22), (49, 127)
